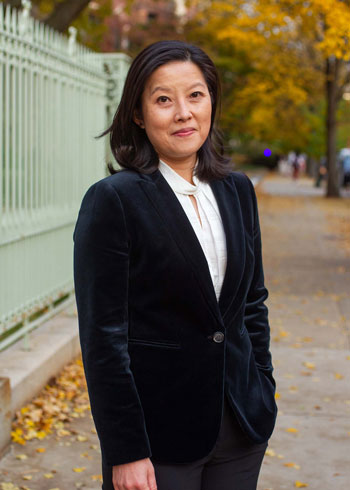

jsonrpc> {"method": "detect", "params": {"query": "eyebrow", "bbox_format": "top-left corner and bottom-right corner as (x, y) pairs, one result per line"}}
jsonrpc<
(150, 82), (207, 96)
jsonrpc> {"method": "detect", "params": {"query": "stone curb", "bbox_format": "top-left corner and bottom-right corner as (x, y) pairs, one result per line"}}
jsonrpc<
(0, 303), (80, 460)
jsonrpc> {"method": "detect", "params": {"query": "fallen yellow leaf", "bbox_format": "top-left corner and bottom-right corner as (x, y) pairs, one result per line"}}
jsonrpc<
(1, 483), (20, 490)
(36, 447), (46, 453)
(22, 475), (32, 480)
(36, 431), (47, 440)
(265, 449), (276, 457)
(76, 435), (88, 442)
(286, 427), (299, 433)
(91, 474), (103, 481)
(334, 373), (344, 380)
(303, 362), (315, 370)
(15, 454), (28, 460)
(72, 467), (86, 473)
(275, 392), (281, 400)
(57, 429), (71, 437)
(301, 337), (313, 342)
(295, 481), (308, 488)
(284, 462), (300, 469)
(44, 473), (54, 478)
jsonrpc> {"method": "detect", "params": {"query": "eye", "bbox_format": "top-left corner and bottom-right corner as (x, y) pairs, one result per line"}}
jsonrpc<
(157, 96), (169, 103)
(190, 91), (203, 98)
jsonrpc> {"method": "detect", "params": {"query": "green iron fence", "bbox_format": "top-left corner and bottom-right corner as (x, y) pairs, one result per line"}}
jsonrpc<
(0, 1), (130, 351)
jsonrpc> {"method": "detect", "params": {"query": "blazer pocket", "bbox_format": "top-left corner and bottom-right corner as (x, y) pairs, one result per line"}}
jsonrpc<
(128, 337), (181, 349)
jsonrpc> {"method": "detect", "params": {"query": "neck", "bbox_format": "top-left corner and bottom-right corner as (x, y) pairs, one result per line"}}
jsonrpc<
(159, 155), (197, 184)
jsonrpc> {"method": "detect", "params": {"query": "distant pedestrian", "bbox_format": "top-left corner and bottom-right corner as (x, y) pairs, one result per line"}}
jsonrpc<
(292, 154), (300, 180)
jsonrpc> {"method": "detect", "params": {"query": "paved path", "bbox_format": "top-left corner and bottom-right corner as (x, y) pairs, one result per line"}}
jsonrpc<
(257, 173), (350, 490)
(0, 172), (349, 490)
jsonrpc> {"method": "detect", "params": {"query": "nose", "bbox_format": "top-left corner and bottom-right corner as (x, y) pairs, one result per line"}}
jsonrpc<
(174, 98), (192, 121)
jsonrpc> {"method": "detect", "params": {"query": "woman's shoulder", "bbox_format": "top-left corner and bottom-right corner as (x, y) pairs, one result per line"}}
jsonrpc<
(226, 169), (253, 187)
(219, 169), (255, 198)
(89, 168), (145, 194)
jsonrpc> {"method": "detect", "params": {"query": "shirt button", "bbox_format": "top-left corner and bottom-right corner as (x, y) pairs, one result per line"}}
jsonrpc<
(213, 331), (225, 343)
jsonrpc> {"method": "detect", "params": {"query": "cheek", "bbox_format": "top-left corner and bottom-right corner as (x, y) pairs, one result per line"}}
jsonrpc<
(200, 103), (212, 133)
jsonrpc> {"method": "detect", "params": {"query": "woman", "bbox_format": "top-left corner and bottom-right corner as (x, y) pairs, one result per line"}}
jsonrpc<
(73, 40), (278, 490)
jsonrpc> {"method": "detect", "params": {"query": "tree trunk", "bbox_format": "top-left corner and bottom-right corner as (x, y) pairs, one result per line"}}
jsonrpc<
(2, 1), (22, 8)
(325, 56), (341, 197)
(3, 0), (92, 33)
(44, 0), (91, 33)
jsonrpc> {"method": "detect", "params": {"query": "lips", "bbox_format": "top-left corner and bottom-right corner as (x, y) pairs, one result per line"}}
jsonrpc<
(173, 127), (196, 135)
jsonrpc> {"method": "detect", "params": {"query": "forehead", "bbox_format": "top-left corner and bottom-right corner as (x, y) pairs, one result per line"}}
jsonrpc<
(144, 61), (207, 94)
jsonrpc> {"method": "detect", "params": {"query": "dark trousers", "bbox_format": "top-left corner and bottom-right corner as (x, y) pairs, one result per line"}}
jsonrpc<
(102, 394), (268, 490)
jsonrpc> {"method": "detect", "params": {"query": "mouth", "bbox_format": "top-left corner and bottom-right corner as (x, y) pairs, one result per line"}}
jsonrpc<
(172, 128), (196, 137)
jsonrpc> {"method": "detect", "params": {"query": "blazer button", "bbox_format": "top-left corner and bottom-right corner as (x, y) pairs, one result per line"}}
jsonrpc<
(213, 331), (225, 343)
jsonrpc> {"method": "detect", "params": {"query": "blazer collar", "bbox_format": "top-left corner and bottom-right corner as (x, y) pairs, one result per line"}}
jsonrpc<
(139, 168), (246, 325)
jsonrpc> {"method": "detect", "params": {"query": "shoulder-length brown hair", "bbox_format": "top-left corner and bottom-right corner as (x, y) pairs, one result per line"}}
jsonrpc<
(96, 40), (232, 182)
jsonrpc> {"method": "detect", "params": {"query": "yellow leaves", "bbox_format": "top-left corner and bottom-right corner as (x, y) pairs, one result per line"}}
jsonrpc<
(334, 373), (344, 380)
(302, 362), (315, 370)
(76, 435), (88, 442)
(275, 392), (281, 400)
(301, 337), (313, 343)
(11, 356), (88, 445)
(286, 427), (299, 433)
(15, 454), (27, 460)
(22, 475), (32, 480)
(273, 329), (290, 342)
(36, 447), (46, 453)
(11, 428), (26, 445)
(72, 467), (86, 473)
(57, 429), (71, 437)
(36, 430), (48, 440)
(284, 462), (301, 469)
(91, 474), (103, 481)
(44, 473), (55, 479)
(266, 448), (276, 457)
(295, 481), (308, 488)
(1, 484), (20, 490)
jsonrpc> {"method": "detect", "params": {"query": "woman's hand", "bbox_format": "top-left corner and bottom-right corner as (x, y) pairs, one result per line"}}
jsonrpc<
(112, 457), (157, 490)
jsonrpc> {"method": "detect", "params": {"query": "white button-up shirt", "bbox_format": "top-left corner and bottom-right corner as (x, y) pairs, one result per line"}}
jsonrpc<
(158, 158), (227, 301)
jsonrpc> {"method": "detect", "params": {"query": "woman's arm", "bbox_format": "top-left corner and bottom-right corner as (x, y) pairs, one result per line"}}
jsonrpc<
(73, 180), (152, 467)
(243, 176), (274, 373)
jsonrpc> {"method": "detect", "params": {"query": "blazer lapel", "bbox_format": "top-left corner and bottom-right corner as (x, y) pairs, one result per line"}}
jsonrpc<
(139, 169), (246, 324)
(209, 178), (246, 320)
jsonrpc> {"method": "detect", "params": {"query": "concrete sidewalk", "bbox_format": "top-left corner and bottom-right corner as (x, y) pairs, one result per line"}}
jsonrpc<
(257, 173), (350, 489)
(0, 172), (349, 489)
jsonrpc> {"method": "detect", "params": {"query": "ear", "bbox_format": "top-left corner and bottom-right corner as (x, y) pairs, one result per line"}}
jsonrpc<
(133, 109), (145, 129)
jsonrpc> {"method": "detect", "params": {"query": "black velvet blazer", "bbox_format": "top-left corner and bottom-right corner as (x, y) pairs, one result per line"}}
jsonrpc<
(73, 166), (278, 468)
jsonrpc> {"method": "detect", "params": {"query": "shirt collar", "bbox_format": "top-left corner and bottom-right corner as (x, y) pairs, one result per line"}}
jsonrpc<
(158, 158), (202, 195)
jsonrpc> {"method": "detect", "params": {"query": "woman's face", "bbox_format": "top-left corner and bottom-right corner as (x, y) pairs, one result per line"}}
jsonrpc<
(134, 61), (212, 167)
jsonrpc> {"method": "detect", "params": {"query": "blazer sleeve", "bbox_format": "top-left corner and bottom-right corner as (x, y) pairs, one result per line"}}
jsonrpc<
(244, 176), (274, 373)
(73, 180), (152, 467)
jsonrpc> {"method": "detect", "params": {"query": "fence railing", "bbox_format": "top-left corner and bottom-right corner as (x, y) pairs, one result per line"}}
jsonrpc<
(0, 1), (130, 350)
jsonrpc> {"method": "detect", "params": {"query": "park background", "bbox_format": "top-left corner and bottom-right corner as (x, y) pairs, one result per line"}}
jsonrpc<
(0, 1), (349, 489)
